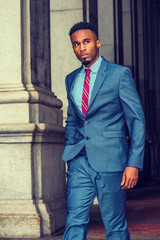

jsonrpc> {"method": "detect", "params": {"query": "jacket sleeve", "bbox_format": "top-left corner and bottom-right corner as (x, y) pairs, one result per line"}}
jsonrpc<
(119, 67), (146, 170)
(64, 77), (77, 146)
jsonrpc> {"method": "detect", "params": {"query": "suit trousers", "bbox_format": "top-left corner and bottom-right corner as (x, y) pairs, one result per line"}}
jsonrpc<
(62, 152), (130, 240)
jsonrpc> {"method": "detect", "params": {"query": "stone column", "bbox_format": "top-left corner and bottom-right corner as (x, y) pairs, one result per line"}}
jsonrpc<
(50, 0), (84, 122)
(122, 0), (132, 68)
(0, 0), (65, 238)
(98, 0), (115, 62)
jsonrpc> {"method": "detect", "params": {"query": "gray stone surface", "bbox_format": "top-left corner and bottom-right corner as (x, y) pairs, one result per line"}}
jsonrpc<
(50, 0), (83, 121)
(98, 0), (115, 62)
(0, 0), (66, 238)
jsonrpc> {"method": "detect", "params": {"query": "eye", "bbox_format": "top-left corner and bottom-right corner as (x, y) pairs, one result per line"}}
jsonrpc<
(84, 40), (90, 44)
(73, 42), (79, 47)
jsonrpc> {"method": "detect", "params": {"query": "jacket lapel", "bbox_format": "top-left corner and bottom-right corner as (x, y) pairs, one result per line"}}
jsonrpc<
(88, 58), (108, 112)
(68, 66), (85, 119)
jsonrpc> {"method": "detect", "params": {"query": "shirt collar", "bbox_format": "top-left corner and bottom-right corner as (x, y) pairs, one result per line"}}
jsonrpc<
(83, 55), (102, 73)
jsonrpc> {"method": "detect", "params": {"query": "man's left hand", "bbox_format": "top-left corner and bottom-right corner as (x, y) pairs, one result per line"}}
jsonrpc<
(121, 166), (139, 189)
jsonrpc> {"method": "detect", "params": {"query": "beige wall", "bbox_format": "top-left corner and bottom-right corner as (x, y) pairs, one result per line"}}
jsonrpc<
(98, 0), (115, 62)
(0, 0), (21, 85)
(50, 0), (84, 122)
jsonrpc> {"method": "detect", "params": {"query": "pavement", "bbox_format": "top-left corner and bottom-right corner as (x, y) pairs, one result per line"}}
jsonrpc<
(1, 178), (160, 240)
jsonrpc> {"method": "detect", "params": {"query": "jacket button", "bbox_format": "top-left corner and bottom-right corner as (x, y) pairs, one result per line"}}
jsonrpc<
(86, 136), (89, 140)
(85, 121), (88, 124)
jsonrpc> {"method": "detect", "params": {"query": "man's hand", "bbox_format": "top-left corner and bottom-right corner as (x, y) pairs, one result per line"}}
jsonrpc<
(121, 166), (139, 189)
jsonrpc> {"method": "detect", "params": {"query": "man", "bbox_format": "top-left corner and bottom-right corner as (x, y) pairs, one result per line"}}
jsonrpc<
(62, 22), (145, 240)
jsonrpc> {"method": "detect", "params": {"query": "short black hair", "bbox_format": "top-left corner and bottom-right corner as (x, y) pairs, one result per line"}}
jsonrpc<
(69, 22), (98, 39)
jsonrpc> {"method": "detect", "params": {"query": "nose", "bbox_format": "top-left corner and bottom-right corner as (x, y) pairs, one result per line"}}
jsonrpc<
(80, 43), (86, 52)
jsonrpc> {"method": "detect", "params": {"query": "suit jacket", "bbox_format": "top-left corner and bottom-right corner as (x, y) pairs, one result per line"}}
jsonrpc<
(62, 57), (145, 172)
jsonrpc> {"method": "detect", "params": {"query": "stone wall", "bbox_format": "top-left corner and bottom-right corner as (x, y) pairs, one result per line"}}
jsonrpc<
(0, 0), (66, 237)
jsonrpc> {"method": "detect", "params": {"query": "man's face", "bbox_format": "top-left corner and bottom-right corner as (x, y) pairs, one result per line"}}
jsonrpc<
(71, 29), (101, 68)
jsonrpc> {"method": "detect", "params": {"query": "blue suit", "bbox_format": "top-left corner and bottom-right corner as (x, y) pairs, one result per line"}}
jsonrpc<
(62, 57), (145, 239)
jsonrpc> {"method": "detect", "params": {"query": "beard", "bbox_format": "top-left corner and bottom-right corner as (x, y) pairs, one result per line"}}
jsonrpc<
(82, 60), (91, 66)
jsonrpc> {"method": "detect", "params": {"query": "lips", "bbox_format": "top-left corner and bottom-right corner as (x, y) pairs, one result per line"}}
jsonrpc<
(81, 53), (89, 59)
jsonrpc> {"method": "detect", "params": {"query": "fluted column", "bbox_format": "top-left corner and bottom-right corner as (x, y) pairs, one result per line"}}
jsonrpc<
(0, 0), (65, 238)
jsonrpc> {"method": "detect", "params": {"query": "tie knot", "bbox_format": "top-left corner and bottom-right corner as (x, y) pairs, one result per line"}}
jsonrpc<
(85, 69), (91, 78)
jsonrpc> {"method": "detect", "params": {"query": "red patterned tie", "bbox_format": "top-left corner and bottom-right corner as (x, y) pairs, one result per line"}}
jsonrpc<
(82, 69), (91, 116)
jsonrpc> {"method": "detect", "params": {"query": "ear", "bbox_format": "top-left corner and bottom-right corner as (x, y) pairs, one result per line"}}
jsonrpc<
(96, 39), (101, 49)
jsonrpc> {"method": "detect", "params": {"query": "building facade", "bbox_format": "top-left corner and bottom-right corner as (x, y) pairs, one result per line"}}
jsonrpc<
(0, 0), (159, 238)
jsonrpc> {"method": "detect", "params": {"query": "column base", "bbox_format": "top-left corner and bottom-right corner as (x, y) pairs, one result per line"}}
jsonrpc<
(0, 123), (66, 238)
(0, 200), (65, 238)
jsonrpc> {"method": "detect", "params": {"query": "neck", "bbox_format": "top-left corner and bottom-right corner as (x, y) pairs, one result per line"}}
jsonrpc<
(83, 54), (100, 68)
